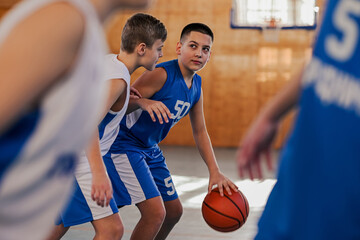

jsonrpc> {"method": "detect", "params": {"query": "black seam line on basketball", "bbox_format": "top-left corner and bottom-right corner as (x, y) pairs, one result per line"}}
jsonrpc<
(203, 201), (241, 227)
(238, 190), (249, 216)
(212, 189), (246, 223)
(205, 219), (239, 231)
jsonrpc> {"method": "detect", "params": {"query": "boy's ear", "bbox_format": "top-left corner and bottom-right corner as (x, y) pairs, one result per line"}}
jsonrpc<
(137, 43), (147, 56)
(175, 41), (182, 55)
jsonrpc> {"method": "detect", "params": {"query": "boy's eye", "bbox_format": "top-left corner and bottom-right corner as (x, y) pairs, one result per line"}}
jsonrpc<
(203, 48), (210, 52)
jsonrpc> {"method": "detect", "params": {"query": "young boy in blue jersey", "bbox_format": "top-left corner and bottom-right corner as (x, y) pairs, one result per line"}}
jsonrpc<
(0, 1), (153, 240)
(104, 23), (238, 240)
(237, 0), (360, 239)
(47, 13), (167, 240)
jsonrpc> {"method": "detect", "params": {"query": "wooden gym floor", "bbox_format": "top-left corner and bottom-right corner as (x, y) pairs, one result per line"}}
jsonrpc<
(62, 145), (279, 240)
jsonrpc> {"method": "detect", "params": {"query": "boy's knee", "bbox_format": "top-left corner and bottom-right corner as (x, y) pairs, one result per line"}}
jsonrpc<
(97, 227), (123, 240)
(166, 202), (183, 224)
(153, 205), (166, 225)
(141, 203), (166, 226)
(112, 223), (124, 239)
(95, 221), (124, 240)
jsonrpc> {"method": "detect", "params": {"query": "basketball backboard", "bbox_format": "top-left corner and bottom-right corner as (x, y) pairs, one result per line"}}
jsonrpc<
(231, 0), (318, 30)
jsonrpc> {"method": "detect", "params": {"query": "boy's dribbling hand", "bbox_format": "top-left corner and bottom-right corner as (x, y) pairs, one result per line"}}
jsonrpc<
(208, 171), (238, 197)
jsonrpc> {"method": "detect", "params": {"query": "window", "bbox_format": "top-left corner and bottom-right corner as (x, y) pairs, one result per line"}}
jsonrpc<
(231, 0), (318, 29)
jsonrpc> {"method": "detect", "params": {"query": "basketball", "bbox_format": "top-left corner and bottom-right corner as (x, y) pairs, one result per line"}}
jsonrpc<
(201, 187), (249, 232)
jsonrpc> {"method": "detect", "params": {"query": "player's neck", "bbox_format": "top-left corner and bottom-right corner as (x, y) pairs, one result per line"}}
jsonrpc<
(117, 52), (137, 74)
(177, 60), (195, 83)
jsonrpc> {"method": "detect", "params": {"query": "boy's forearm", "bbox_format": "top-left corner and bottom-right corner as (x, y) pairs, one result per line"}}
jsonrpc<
(126, 98), (142, 114)
(85, 132), (107, 175)
(193, 130), (220, 173)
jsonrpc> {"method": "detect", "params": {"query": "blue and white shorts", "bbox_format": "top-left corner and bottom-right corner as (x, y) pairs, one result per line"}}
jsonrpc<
(104, 147), (178, 206)
(56, 171), (119, 227)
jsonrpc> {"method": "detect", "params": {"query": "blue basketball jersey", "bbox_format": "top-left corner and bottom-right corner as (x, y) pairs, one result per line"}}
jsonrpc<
(112, 59), (202, 150)
(256, 1), (360, 239)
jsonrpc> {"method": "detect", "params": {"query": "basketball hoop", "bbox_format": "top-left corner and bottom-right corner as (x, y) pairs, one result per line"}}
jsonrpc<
(261, 18), (281, 43)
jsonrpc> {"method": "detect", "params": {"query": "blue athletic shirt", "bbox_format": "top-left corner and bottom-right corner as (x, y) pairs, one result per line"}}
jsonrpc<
(256, 1), (360, 239)
(112, 59), (202, 151)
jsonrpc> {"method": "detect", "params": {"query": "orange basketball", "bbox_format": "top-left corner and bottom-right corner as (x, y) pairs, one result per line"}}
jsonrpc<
(201, 187), (249, 232)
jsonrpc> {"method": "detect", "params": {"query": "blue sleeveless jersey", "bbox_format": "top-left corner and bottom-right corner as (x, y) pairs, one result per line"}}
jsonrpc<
(112, 59), (202, 151)
(256, 1), (360, 239)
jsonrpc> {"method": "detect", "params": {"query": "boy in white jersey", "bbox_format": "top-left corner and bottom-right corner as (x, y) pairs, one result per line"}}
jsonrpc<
(47, 13), (168, 240)
(0, 1), (153, 240)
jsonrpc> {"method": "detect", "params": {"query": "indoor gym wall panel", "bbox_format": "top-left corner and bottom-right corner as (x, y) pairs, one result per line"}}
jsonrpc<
(105, 0), (320, 148)
(0, 0), (321, 148)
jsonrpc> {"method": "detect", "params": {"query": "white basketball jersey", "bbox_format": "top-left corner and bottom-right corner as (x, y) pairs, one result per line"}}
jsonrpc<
(76, 54), (130, 173)
(0, 1), (108, 240)
(99, 54), (131, 155)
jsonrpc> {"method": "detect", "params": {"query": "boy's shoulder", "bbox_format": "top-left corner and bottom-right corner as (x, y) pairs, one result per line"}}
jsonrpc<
(155, 59), (179, 80)
(156, 59), (178, 68)
(104, 54), (130, 80)
(104, 54), (126, 69)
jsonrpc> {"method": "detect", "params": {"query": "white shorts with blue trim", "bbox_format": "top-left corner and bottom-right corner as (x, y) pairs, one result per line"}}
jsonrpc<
(57, 169), (119, 227)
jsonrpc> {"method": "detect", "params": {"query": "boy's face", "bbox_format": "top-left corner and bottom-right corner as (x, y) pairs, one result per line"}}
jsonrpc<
(176, 31), (212, 73)
(143, 39), (164, 71)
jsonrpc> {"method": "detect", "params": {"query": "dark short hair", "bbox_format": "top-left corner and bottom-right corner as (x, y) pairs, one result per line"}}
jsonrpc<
(121, 13), (167, 53)
(180, 23), (214, 42)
